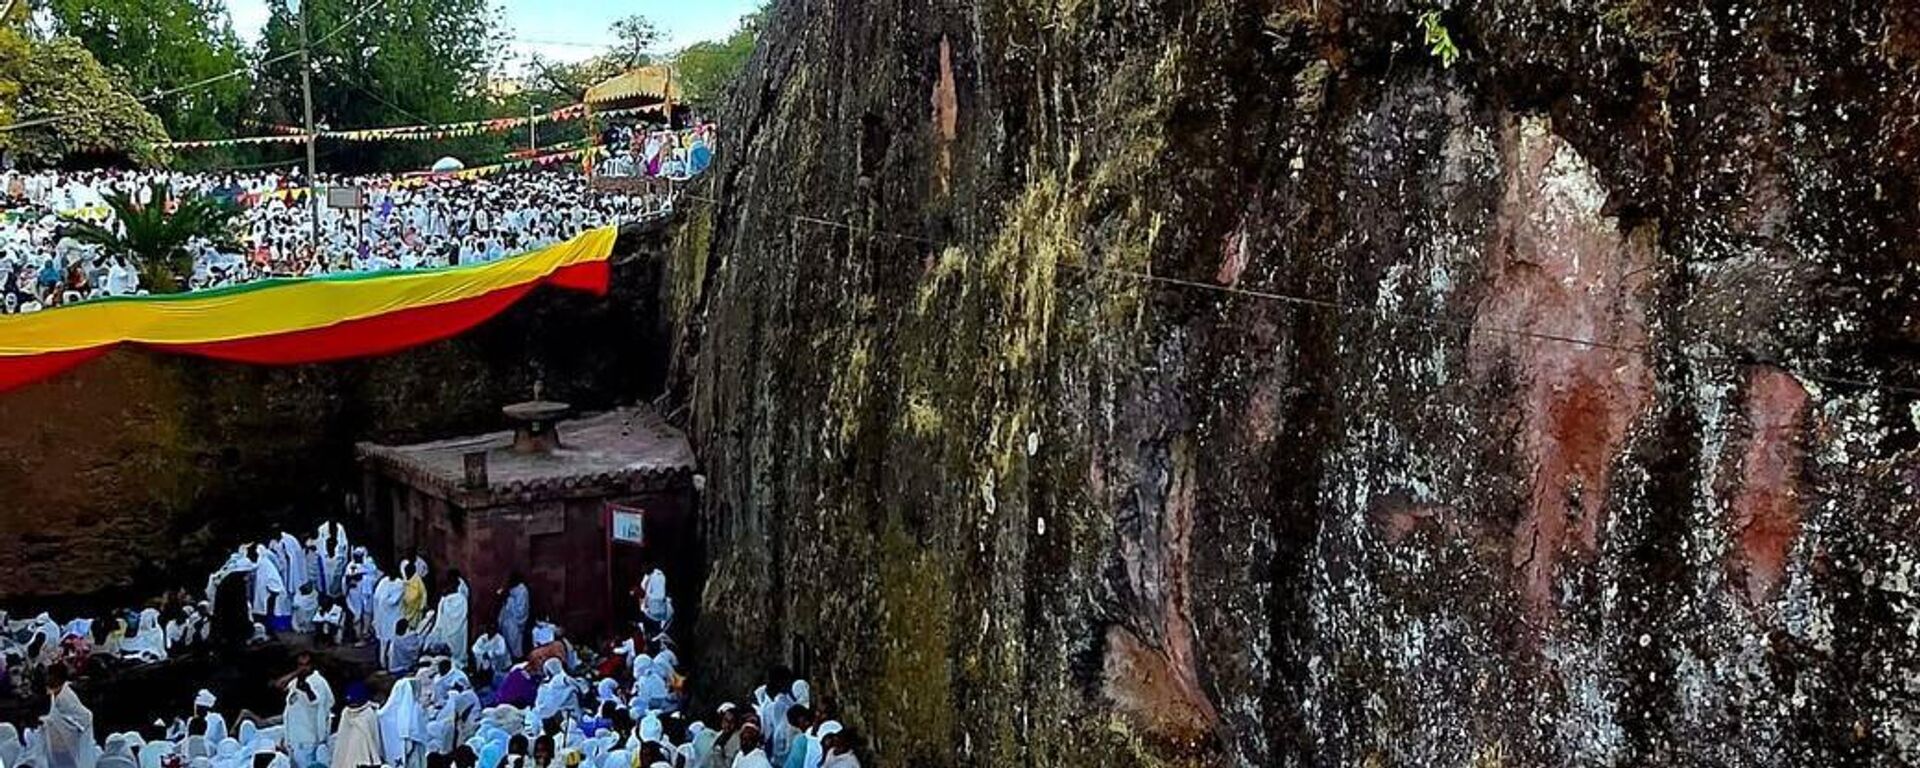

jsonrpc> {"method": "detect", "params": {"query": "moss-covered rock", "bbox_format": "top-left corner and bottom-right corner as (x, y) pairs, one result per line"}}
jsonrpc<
(670, 1), (1920, 765)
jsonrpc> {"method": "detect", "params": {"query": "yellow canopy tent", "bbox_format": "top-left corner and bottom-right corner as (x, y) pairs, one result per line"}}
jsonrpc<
(581, 66), (684, 179)
(584, 66), (682, 111)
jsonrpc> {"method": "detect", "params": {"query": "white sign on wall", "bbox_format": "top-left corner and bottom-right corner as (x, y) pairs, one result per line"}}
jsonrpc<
(610, 506), (645, 545)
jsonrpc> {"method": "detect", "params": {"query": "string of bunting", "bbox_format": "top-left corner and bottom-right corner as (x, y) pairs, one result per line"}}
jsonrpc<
(160, 105), (661, 149)
(388, 147), (606, 188)
(503, 138), (594, 160)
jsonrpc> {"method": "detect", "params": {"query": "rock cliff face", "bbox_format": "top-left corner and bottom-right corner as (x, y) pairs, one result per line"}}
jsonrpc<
(670, 1), (1920, 765)
(0, 229), (670, 608)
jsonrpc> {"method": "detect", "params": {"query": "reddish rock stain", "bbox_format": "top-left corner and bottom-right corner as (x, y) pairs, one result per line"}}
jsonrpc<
(1727, 366), (1810, 607)
(1469, 119), (1654, 623)
(1105, 438), (1222, 746)
(931, 36), (958, 196)
(1216, 225), (1250, 287)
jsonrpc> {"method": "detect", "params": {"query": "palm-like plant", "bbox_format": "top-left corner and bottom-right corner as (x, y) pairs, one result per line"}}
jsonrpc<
(63, 182), (242, 293)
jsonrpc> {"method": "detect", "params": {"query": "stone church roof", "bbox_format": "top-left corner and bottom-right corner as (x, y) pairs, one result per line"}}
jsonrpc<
(357, 406), (694, 508)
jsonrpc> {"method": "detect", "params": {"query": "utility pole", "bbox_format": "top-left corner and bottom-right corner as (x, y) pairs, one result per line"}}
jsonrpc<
(528, 103), (538, 154)
(298, 0), (320, 256)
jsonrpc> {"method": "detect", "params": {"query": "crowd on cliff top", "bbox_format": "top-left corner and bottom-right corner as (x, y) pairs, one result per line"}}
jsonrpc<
(0, 122), (718, 316)
(0, 167), (662, 316)
(0, 521), (859, 768)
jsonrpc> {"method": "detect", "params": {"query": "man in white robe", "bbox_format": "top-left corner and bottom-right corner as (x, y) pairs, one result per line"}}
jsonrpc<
(281, 680), (324, 767)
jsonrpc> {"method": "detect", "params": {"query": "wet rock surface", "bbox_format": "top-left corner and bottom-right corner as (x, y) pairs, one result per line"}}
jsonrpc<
(668, 1), (1920, 765)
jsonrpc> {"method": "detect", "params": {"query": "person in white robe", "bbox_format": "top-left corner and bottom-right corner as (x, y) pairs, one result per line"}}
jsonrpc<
(135, 736), (170, 768)
(96, 734), (136, 768)
(426, 678), (479, 756)
(427, 580), (468, 665)
(185, 690), (227, 752)
(328, 695), (382, 768)
(312, 598), (344, 645)
(343, 563), (371, 642)
(379, 678), (427, 768)
(733, 726), (773, 768)
(641, 570), (669, 624)
(0, 723), (22, 768)
(531, 660), (578, 723)
(291, 586), (319, 635)
(276, 533), (310, 594)
(470, 632), (511, 680)
(315, 523), (350, 598)
(282, 680), (324, 767)
(373, 573), (406, 645)
(496, 576), (529, 661)
(249, 547), (287, 631)
(41, 669), (98, 768)
(118, 609), (168, 662)
(632, 664), (669, 715)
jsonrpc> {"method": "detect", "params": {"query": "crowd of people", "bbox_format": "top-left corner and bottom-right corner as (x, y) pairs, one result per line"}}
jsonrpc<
(0, 151), (687, 315)
(593, 125), (715, 182)
(0, 522), (860, 768)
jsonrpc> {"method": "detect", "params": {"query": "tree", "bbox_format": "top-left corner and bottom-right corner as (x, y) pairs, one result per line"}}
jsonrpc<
(63, 183), (239, 293)
(4, 37), (170, 167)
(0, 0), (28, 133)
(607, 15), (660, 69)
(253, 0), (507, 171)
(44, 0), (248, 140)
(670, 7), (765, 108)
(522, 53), (624, 106)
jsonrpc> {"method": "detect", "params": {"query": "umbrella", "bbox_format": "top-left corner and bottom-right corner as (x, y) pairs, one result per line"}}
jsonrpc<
(431, 157), (465, 173)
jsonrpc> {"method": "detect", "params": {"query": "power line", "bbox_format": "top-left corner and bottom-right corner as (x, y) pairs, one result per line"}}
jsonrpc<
(673, 193), (1920, 398)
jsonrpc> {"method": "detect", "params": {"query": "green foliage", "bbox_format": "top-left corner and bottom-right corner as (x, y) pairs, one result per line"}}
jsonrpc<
(0, 0), (29, 134)
(670, 7), (764, 108)
(607, 15), (660, 69)
(45, 0), (248, 139)
(5, 37), (171, 167)
(1418, 11), (1460, 68)
(254, 0), (508, 172)
(62, 182), (239, 293)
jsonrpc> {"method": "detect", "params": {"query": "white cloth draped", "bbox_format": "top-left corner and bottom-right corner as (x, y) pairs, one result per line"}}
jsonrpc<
(428, 592), (468, 664)
(43, 684), (99, 768)
(372, 578), (405, 642)
(378, 679), (426, 768)
(328, 705), (382, 768)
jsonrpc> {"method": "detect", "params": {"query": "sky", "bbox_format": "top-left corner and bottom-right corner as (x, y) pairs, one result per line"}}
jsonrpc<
(228, 0), (763, 66)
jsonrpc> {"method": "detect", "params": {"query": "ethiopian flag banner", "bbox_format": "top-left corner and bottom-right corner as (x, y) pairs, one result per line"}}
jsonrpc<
(0, 226), (618, 392)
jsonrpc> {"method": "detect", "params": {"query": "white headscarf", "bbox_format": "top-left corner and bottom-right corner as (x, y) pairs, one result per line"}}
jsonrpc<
(532, 659), (574, 721)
